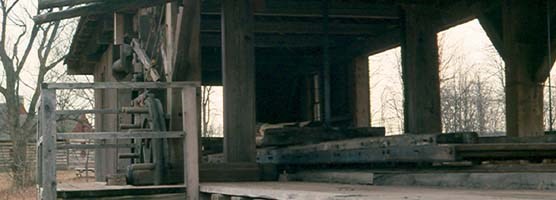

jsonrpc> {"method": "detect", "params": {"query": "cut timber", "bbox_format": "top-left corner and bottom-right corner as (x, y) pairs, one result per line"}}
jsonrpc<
(290, 170), (374, 185)
(455, 143), (556, 161)
(200, 163), (260, 182)
(257, 133), (477, 164)
(478, 135), (556, 143)
(260, 127), (386, 147)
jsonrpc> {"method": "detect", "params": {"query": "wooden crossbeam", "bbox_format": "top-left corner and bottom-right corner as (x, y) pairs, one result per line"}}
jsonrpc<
(202, 0), (400, 19)
(56, 109), (119, 115)
(201, 19), (395, 35)
(43, 81), (200, 89)
(34, 0), (176, 24)
(56, 131), (185, 140)
(57, 143), (139, 149)
(39, 0), (101, 10)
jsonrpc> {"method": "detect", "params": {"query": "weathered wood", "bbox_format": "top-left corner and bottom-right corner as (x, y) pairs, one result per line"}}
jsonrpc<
(40, 89), (57, 200)
(478, 135), (556, 144)
(202, 2), (400, 19)
(260, 127), (386, 147)
(56, 131), (185, 140)
(56, 109), (119, 115)
(455, 143), (556, 161)
(257, 144), (456, 164)
(38, 0), (101, 10)
(200, 163), (260, 182)
(113, 13), (125, 45)
(57, 182), (186, 199)
(222, 0), (257, 163)
(502, 1), (548, 137)
(351, 56), (371, 127)
(34, 0), (176, 24)
(58, 143), (138, 150)
(291, 170), (374, 185)
(401, 6), (441, 134)
(43, 81), (200, 89)
(200, 19), (396, 35)
(131, 39), (161, 81)
(183, 87), (200, 200)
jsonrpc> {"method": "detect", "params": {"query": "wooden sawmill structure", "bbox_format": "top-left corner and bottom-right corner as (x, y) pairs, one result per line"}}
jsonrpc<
(34, 0), (556, 199)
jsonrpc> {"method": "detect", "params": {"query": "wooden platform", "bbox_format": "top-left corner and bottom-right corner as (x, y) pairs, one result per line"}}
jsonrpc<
(58, 181), (556, 200)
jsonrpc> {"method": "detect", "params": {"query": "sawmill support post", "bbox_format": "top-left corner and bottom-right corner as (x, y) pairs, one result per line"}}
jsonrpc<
(502, 0), (554, 137)
(401, 6), (442, 134)
(222, 0), (257, 162)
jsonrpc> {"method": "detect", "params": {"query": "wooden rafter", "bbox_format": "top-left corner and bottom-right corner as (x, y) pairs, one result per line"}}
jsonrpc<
(34, 0), (176, 24)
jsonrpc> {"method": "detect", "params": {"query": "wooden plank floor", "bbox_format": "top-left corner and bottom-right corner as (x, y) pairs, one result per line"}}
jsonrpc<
(200, 182), (556, 200)
(58, 181), (556, 200)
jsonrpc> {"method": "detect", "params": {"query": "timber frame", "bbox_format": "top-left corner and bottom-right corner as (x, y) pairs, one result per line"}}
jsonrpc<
(37, 82), (201, 200)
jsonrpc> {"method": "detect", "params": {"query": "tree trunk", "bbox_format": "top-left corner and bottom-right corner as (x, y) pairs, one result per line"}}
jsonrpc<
(11, 131), (31, 187)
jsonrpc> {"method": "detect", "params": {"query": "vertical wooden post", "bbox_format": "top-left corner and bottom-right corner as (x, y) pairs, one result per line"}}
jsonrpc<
(222, 0), (257, 162)
(502, 0), (547, 137)
(40, 88), (57, 200)
(401, 6), (442, 134)
(182, 86), (200, 200)
(351, 56), (371, 127)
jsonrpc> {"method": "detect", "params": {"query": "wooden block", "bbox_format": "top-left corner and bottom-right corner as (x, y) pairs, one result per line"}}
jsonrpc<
(211, 194), (231, 200)
(200, 163), (260, 182)
(261, 127), (385, 147)
(106, 174), (127, 185)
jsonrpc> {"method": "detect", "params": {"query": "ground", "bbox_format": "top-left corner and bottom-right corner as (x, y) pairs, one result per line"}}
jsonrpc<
(0, 170), (93, 200)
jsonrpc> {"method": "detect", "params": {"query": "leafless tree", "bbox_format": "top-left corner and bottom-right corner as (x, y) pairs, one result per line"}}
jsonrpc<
(0, 0), (74, 187)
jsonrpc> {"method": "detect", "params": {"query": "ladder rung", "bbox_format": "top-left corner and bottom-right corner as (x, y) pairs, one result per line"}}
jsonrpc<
(56, 131), (185, 140)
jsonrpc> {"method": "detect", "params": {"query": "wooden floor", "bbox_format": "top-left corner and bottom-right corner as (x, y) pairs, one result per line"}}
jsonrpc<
(58, 181), (556, 200)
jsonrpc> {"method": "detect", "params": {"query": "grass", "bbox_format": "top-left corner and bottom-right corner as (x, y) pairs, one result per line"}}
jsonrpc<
(0, 170), (94, 200)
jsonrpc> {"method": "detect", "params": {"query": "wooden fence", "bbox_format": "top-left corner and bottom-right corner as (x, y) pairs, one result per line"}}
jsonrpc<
(0, 141), (94, 172)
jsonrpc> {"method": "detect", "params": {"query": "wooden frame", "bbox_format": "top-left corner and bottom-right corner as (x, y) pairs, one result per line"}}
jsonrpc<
(37, 81), (200, 200)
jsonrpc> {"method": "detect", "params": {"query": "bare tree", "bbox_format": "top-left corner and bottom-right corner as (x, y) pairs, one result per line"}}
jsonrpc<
(0, 1), (72, 187)
(201, 86), (214, 137)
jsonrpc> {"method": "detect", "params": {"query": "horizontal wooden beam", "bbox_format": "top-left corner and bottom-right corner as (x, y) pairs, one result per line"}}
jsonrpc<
(34, 0), (175, 24)
(42, 81), (200, 90)
(56, 131), (185, 140)
(202, 0), (400, 19)
(201, 19), (395, 35)
(56, 109), (119, 115)
(58, 143), (139, 149)
(39, 0), (101, 10)
(201, 33), (352, 48)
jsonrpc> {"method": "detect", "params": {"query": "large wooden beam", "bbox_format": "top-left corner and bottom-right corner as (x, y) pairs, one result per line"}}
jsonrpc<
(201, 19), (396, 35)
(401, 6), (442, 134)
(222, 0), (257, 163)
(202, 0), (400, 19)
(503, 0), (549, 137)
(34, 0), (175, 24)
(350, 56), (371, 127)
(201, 33), (352, 48)
(39, 89), (57, 200)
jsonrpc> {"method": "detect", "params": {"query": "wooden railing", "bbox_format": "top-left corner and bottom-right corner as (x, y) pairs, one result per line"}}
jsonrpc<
(37, 81), (200, 200)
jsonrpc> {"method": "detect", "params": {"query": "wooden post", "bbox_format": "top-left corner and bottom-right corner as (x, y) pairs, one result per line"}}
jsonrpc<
(40, 88), (57, 200)
(182, 86), (200, 200)
(401, 6), (442, 134)
(222, 0), (257, 163)
(502, 0), (548, 137)
(351, 56), (371, 127)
